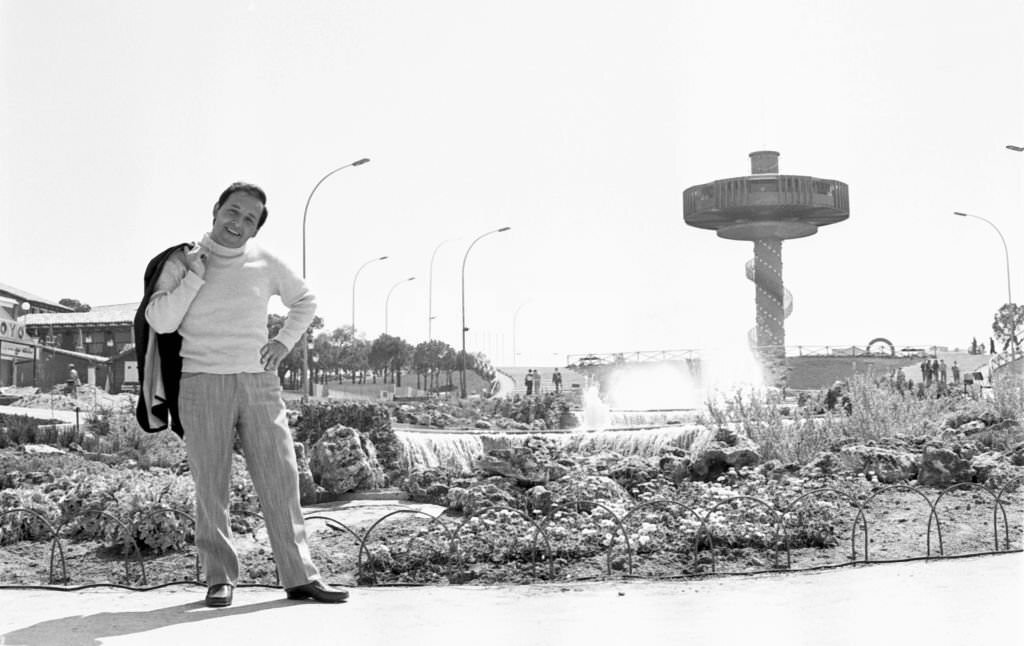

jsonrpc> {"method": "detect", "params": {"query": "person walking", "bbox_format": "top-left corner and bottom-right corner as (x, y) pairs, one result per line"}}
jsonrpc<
(951, 361), (961, 385)
(552, 368), (563, 393)
(525, 369), (534, 395)
(138, 182), (347, 608)
(939, 359), (948, 384)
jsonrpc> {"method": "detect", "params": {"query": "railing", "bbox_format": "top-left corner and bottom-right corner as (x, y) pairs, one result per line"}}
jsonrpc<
(1, 479), (1020, 588)
(566, 345), (958, 366)
(990, 348), (1024, 375)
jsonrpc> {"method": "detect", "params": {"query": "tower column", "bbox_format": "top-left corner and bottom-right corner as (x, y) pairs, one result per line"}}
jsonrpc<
(753, 238), (786, 386)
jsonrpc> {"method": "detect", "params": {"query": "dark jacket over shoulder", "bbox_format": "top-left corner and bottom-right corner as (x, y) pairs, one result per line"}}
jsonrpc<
(134, 243), (190, 437)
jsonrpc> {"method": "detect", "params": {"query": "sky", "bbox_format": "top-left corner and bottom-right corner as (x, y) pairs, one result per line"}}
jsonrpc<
(2, 0), (1023, 368)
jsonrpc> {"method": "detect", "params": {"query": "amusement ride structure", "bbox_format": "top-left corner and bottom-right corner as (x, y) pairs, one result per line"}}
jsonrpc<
(683, 151), (850, 386)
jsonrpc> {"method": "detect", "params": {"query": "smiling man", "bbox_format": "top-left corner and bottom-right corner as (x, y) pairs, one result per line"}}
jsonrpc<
(142, 182), (347, 607)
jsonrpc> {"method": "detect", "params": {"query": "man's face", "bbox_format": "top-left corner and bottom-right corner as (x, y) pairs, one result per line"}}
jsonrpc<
(210, 191), (262, 248)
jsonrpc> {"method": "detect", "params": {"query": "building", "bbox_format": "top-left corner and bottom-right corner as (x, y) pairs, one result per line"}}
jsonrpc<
(0, 283), (73, 389)
(20, 303), (139, 392)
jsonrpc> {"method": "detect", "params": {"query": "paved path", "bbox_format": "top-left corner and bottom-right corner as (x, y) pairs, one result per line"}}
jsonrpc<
(0, 404), (79, 423)
(0, 552), (1020, 646)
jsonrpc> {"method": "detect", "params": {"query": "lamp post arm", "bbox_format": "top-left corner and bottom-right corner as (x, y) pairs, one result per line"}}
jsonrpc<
(428, 238), (456, 341)
(302, 158), (370, 278)
(975, 215), (1012, 305)
(460, 226), (510, 398)
(956, 211), (1012, 305)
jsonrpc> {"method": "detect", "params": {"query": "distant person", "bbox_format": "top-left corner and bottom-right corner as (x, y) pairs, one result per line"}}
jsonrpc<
(66, 364), (81, 397)
(552, 368), (563, 393)
(533, 370), (542, 394)
(920, 359), (930, 385)
(824, 380), (851, 414)
(525, 369), (534, 395)
(951, 361), (961, 385)
(939, 359), (948, 384)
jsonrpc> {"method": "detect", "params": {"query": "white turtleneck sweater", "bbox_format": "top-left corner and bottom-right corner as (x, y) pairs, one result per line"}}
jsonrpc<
(145, 233), (316, 374)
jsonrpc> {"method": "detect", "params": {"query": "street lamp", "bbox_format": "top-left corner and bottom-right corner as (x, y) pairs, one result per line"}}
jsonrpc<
(352, 255), (389, 336)
(428, 238), (457, 342)
(385, 276), (416, 335)
(954, 211), (1012, 304)
(512, 300), (533, 367)
(300, 157), (370, 396)
(460, 226), (511, 398)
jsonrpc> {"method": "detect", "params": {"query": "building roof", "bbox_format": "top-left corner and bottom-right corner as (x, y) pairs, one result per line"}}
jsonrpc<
(21, 303), (139, 327)
(0, 283), (73, 312)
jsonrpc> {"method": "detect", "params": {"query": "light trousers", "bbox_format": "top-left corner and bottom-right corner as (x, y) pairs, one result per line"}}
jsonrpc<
(178, 372), (320, 588)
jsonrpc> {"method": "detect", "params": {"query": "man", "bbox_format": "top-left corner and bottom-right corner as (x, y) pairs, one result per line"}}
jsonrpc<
(143, 182), (346, 608)
(552, 368), (562, 393)
(525, 369), (534, 395)
(951, 360), (961, 385)
(66, 364), (80, 397)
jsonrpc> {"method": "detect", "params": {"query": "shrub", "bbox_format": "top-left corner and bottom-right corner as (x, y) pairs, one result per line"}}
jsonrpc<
(290, 400), (400, 474)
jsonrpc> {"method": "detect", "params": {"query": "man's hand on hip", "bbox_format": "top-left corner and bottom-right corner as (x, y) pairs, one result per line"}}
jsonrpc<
(260, 340), (289, 372)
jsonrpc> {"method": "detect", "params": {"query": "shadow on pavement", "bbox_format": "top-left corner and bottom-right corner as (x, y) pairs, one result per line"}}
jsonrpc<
(1, 597), (293, 646)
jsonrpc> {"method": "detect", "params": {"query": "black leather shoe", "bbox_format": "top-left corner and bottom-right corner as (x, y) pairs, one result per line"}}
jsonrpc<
(285, 580), (349, 603)
(205, 583), (233, 608)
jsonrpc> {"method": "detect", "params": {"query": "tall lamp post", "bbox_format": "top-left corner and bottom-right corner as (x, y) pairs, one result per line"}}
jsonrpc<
(512, 300), (533, 367)
(385, 276), (416, 335)
(954, 211), (1012, 305)
(460, 226), (511, 398)
(428, 238), (457, 341)
(352, 255), (389, 336)
(300, 157), (370, 396)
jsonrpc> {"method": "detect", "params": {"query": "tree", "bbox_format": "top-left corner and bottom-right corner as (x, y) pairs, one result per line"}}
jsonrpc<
(339, 337), (371, 384)
(412, 339), (456, 391)
(266, 313), (324, 389)
(991, 303), (1024, 352)
(59, 298), (91, 312)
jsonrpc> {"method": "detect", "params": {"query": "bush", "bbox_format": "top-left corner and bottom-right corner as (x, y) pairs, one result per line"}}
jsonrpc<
(290, 400), (400, 474)
(0, 413), (65, 447)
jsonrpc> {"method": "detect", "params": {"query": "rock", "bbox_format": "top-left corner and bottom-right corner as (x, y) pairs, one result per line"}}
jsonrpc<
(526, 485), (553, 514)
(658, 454), (692, 485)
(476, 447), (551, 486)
(402, 468), (452, 505)
(21, 443), (65, 455)
(917, 446), (972, 487)
(970, 452), (1013, 485)
(838, 444), (917, 484)
(447, 481), (519, 514)
(960, 420), (987, 435)
(689, 433), (761, 482)
(293, 442), (317, 505)
(549, 472), (632, 509)
(1008, 442), (1024, 467)
(309, 425), (386, 495)
(800, 452), (843, 478)
(607, 455), (660, 491)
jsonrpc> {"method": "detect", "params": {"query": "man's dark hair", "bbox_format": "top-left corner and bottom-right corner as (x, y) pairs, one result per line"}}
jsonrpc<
(214, 182), (269, 229)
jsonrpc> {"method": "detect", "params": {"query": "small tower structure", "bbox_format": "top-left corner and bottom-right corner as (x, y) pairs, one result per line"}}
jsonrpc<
(683, 151), (850, 386)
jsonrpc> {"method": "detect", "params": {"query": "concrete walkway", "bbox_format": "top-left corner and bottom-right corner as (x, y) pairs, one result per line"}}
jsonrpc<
(0, 552), (1020, 646)
(0, 404), (79, 424)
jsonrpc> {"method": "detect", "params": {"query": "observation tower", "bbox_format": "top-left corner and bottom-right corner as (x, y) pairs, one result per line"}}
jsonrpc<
(683, 151), (850, 386)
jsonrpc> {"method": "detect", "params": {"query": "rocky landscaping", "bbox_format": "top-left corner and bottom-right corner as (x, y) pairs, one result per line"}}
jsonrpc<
(0, 376), (1022, 587)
